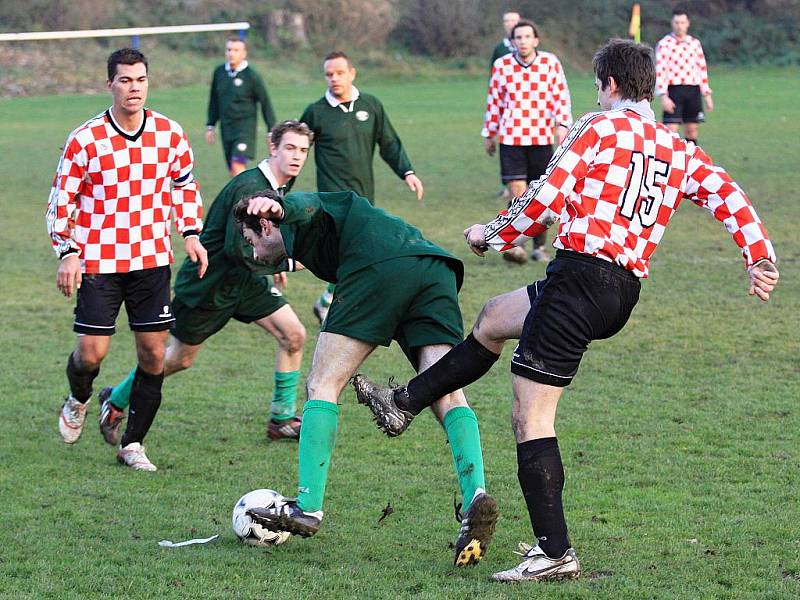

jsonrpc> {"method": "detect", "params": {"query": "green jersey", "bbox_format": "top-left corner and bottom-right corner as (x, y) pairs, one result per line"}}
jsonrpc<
(206, 62), (276, 158)
(491, 38), (514, 67)
(277, 191), (463, 289)
(299, 88), (414, 203)
(175, 161), (292, 308)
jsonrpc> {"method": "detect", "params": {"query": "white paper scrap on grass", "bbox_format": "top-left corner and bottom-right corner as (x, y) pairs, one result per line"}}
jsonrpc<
(158, 534), (219, 548)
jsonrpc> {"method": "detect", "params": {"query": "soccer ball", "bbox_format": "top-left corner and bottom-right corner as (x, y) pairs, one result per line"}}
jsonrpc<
(232, 489), (291, 546)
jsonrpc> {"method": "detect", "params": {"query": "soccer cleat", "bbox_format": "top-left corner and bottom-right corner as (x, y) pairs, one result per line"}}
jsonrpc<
(454, 489), (499, 567)
(502, 246), (529, 264)
(531, 246), (551, 262)
(247, 500), (322, 538)
(491, 542), (580, 582)
(267, 415), (302, 441)
(116, 442), (157, 471)
(59, 396), (90, 443)
(352, 374), (414, 437)
(98, 387), (125, 446)
(312, 300), (329, 325)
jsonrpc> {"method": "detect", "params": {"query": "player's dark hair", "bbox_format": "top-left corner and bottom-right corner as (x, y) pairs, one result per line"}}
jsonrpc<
(269, 120), (314, 148)
(233, 190), (282, 234)
(672, 5), (689, 18)
(322, 51), (352, 68)
(592, 38), (655, 102)
(511, 19), (539, 39)
(107, 48), (148, 81)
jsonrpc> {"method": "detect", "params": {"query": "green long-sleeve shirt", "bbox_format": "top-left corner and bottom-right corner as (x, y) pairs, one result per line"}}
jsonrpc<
(491, 38), (514, 67)
(174, 161), (292, 308)
(277, 191), (463, 289)
(299, 89), (414, 204)
(206, 63), (276, 151)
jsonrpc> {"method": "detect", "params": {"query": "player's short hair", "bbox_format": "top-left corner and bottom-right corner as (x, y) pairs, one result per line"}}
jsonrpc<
(322, 51), (352, 68)
(227, 36), (246, 47)
(269, 120), (314, 148)
(672, 5), (689, 18)
(592, 38), (655, 102)
(511, 19), (539, 39)
(107, 48), (148, 81)
(233, 190), (282, 233)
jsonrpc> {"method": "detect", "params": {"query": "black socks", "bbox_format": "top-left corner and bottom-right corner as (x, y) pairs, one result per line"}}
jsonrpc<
(402, 334), (500, 415)
(517, 437), (571, 559)
(66, 352), (99, 403)
(121, 366), (164, 447)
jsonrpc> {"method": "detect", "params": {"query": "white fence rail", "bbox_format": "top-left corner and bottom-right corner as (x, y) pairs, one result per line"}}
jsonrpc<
(0, 22), (250, 43)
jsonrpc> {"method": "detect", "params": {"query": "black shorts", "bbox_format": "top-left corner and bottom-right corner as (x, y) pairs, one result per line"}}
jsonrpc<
(511, 250), (641, 387)
(663, 85), (704, 124)
(499, 144), (553, 184)
(73, 266), (174, 335)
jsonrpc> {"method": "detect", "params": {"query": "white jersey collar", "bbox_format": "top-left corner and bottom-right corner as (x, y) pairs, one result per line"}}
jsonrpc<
(257, 159), (285, 193)
(611, 99), (655, 121)
(225, 60), (249, 77)
(325, 86), (360, 112)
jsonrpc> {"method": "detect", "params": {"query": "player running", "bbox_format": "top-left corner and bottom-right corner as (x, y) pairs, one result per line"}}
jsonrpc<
(98, 121), (312, 461)
(233, 190), (497, 567)
(353, 39), (778, 582)
(47, 48), (207, 471)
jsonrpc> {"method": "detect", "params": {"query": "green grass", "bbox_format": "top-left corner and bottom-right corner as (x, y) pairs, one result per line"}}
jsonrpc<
(1, 67), (798, 599)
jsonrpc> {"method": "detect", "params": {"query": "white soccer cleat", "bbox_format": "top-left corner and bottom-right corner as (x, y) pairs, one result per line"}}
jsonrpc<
(117, 442), (157, 471)
(59, 396), (90, 443)
(492, 542), (580, 582)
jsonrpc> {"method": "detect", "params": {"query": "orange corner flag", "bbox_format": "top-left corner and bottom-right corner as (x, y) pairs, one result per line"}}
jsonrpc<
(629, 3), (641, 43)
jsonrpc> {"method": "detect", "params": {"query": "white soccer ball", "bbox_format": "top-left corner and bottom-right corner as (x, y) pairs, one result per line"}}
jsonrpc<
(232, 489), (291, 546)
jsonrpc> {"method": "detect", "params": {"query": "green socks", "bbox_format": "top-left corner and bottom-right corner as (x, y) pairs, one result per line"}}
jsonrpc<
(296, 400), (339, 513)
(270, 370), (300, 422)
(317, 283), (335, 309)
(109, 368), (136, 410)
(443, 406), (486, 513)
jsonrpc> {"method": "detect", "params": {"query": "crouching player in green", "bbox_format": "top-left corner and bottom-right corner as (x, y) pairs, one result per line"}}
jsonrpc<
(234, 190), (497, 566)
(98, 121), (312, 457)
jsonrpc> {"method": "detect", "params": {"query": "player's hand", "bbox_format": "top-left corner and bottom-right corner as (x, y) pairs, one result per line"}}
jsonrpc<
(56, 254), (82, 297)
(484, 138), (496, 157)
(660, 95), (676, 113)
(247, 196), (284, 220)
(204, 129), (215, 145)
(405, 173), (424, 201)
(185, 236), (208, 279)
(556, 125), (568, 145)
(747, 260), (779, 302)
(704, 94), (714, 112)
(273, 272), (287, 291)
(463, 224), (489, 257)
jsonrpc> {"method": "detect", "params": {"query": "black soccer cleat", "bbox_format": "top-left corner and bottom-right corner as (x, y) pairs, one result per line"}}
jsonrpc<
(454, 489), (499, 567)
(352, 374), (415, 437)
(247, 500), (323, 538)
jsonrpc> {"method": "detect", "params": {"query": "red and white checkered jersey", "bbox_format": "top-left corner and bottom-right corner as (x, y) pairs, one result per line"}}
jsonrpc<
(484, 100), (775, 278)
(482, 51), (572, 146)
(46, 108), (203, 274)
(655, 34), (711, 96)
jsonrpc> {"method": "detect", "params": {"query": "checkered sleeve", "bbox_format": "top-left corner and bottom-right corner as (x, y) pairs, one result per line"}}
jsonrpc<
(482, 61), (504, 138)
(655, 39), (670, 96)
(695, 40), (711, 96)
(484, 114), (601, 250)
(550, 56), (573, 129)
(684, 143), (775, 268)
(169, 129), (203, 235)
(45, 131), (85, 258)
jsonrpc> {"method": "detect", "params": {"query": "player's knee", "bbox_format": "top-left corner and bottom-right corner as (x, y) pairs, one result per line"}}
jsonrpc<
(137, 345), (166, 372)
(474, 296), (503, 337)
(75, 347), (106, 370)
(283, 324), (306, 354)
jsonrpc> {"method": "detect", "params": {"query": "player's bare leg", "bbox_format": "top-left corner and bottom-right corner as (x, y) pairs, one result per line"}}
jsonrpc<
(354, 286), (531, 435)
(248, 333), (375, 536)
(683, 122), (699, 143)
(492, 377), (579, 582)
(59, 334), (111, 443)
(255, 305), (306, 439)
(503, 180), (529, 264)
(229, 159), (247, 177)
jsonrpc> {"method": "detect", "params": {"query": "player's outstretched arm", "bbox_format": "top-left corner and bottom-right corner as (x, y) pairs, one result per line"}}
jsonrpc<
(748, 260), (779, 302)
(184, 236), (208, 279)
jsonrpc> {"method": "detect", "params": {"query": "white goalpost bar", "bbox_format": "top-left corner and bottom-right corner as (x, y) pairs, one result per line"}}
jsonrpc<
(0, 22), (250, 42)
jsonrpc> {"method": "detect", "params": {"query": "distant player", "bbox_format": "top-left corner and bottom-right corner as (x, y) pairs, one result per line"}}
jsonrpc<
(300, 51), (424, 323)
(47, 48), (207, 471)
(490, 11), (520, 66)
(234, 190), (497, 567)
(354, 39), (778, 582)
(656, 7), (714, 143)
(483, 20), (572, 264)
(98, 121), (312, 456)
(206, 37), (277, 177)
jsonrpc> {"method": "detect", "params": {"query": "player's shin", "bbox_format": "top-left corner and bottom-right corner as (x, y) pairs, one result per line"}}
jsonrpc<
(270, 370), (300, 421)
(443, 406), (486, 512)
(109, 367), (136, 410)
(517, 437), (571, 558)
(120, 366), (164, 447)
(66, 352), (100, 402)
(296, 400), (339, 512)
(406, 334), (500, 415)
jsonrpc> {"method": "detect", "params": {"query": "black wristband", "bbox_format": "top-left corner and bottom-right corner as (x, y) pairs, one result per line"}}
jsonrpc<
(182, 230), (199, 238)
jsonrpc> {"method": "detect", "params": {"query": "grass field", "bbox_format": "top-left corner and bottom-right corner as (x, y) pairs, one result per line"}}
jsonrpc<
(0, 66), (798, 599)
